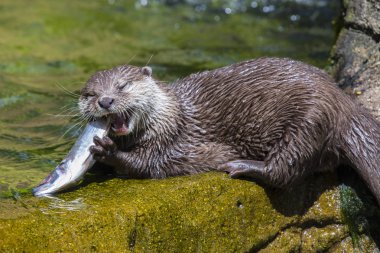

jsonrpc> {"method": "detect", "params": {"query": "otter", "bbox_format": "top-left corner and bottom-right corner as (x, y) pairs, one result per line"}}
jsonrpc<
(78, 58), (380, 205)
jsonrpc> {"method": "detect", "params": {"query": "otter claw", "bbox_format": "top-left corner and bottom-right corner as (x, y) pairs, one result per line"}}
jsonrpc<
(219, 160), (266, 179)
(219, 162), (248, 178)
(90, 136), (118, 165)
(93, 136), (116, 152)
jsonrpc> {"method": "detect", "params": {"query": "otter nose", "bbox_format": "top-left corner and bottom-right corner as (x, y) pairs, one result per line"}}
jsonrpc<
(98, 96), (114, 109)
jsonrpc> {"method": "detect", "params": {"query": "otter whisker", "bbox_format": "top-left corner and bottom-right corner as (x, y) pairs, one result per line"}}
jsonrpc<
(126, 54), (137, 65)
(145, 55), (154, 66)
(46, 113), (81, 118)
(58, 112), (93, 140)
(59, 103), (76, 111)
(59, 121), (83, 140)
(55, 105), (80, 114)
(55, 82), (80, 98)
(46, 108), (80, 118)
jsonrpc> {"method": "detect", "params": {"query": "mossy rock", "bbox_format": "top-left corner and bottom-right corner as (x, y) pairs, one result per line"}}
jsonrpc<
(0, 172), (377, 252)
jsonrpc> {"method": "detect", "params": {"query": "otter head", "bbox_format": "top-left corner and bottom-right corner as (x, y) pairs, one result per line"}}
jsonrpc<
(79, 65), (157, 136)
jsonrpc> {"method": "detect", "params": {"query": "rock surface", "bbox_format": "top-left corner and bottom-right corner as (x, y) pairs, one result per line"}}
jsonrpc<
(331, 0), (380, 120)
(0, 172), (374, 252)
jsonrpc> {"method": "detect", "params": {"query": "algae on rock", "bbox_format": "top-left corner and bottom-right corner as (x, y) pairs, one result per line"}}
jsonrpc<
(0, 172), (377, 252)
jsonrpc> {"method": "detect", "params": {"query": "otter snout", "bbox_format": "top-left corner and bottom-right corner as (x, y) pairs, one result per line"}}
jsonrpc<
(98, 96), (114, 109)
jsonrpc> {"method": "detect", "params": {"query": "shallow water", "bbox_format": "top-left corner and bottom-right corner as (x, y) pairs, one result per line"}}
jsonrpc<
(0, 0), (340, 197)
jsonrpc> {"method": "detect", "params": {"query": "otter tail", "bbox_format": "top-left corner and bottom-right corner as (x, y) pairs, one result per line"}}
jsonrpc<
(340, 110), (380, 205)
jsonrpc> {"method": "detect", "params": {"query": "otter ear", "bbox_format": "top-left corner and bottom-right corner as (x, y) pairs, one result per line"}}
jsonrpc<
(141, 66), (152, 77)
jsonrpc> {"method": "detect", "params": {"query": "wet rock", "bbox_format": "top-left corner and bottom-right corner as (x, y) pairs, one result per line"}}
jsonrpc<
(329, 235), (379, 253)
(0, 172), (377, 252)
(343, 0), (380, 35)
(329, 0), (380, 250)
(301, 224), (348, 252)
(331, 0), (380, 119)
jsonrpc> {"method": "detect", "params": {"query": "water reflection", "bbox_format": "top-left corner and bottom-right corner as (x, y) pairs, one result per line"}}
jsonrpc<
(39, 196), (87, 214)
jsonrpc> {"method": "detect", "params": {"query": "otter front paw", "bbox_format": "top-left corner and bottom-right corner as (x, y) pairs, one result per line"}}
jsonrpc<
(90, 136), (118, 165)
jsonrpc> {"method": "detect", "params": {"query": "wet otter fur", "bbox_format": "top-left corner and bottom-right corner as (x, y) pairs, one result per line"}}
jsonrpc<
(79, 58), (380, 205)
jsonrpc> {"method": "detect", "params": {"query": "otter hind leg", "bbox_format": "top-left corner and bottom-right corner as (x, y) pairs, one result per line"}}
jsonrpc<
(220, 156), (304, 188)
(220, 135), (318, 188)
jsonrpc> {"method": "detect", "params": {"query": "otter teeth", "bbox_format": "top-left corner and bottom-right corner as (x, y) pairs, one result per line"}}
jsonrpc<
(110, 114), (129, 135)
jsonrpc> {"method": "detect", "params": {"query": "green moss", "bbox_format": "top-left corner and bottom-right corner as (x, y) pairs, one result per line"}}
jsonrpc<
(301, 225), (349, 252)
(339, 184), (367, 250)
(0, 173), (312, 251)
(305, 190), (341, 220)
(259, 228), (302, 253)
(338, 183), (380, 250)
(2, 173), (377, 252)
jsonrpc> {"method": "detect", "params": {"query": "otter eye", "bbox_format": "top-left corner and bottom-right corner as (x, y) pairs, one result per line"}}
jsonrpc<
(83, 92), (96, 98)
(118, 81), (132, 90)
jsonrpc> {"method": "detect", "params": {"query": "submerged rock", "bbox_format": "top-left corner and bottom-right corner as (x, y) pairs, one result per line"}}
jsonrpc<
(0, 172), (377, 252)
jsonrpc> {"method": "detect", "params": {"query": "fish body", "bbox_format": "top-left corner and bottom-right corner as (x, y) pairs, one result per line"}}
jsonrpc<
(33, 119), (110, 196)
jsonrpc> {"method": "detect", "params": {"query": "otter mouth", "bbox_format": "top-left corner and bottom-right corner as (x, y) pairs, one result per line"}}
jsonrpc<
(109, 114), (129, 136)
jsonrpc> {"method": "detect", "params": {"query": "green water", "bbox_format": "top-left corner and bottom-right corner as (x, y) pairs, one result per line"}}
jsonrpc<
(0, 0), (340, 197)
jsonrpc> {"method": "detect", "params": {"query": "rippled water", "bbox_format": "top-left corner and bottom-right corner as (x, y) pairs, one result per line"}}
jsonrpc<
(0, 0), (340, 197)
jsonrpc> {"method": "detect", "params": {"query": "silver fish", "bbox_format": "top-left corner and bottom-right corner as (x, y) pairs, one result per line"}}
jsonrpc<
(33, 118), (110, 196)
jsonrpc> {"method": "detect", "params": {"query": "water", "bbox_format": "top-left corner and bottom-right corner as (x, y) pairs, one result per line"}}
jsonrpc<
(0, 0), (340, 197)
